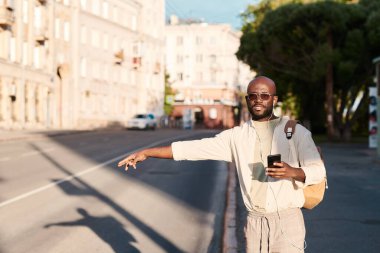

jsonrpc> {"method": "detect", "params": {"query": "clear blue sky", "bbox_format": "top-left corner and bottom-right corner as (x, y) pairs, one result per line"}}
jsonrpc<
(165, 0), (258, 29)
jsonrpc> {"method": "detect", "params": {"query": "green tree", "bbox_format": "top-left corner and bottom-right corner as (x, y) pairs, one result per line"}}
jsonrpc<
(237, 0), (380, 140)
(164, 72), (175, 115)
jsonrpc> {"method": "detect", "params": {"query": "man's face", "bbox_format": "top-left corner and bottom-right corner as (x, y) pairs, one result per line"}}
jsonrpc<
(245, 82), (277, 121)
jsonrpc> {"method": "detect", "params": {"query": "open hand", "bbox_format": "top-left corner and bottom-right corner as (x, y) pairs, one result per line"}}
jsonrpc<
(118, 152), (147, 171)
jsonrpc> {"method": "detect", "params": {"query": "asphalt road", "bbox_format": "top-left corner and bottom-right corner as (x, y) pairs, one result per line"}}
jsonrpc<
(235, 142), (380, 253)
(0, 129), (228, 253)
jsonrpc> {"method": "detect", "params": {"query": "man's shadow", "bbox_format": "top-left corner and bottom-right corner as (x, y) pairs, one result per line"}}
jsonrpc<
(45, 208), (140, 253)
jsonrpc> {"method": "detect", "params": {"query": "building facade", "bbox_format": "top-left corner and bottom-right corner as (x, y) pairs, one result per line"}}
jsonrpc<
(165, 17), (253, 129)
(0, 0), (165, 130)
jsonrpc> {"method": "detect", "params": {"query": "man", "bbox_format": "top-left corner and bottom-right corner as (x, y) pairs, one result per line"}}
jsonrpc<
(118, 76), (326, 253)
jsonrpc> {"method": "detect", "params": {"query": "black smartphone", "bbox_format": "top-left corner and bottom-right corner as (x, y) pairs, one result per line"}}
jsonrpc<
(267, 154), (281, 168)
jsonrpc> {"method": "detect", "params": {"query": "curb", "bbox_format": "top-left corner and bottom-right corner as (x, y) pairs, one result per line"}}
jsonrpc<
(223, 163), (238, 253)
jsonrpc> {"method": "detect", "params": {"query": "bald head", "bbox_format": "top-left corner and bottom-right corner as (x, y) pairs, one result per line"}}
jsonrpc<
(247, 76), (276, 95)
(245, 76), (278, 121)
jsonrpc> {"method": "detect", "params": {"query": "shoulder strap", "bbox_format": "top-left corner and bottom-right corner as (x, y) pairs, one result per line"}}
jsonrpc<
(289, 135), (300, 167)
(284, 119), (300, 166)
(284, 119), (299, 139)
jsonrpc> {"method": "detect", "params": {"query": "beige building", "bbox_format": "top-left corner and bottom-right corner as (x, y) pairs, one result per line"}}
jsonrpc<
(0, 0), (165, 130)
(165, 17), (253, 128)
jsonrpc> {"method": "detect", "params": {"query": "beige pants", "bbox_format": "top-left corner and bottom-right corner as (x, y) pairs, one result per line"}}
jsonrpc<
(245, 208), (306, 253)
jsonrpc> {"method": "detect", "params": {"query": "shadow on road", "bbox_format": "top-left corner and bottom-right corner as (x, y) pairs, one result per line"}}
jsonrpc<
(45, 208), (140, 253)
(30, 143), (185, 253)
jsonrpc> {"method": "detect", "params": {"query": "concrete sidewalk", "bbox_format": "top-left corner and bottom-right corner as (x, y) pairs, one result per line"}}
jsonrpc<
(233, 141), (379, 253)
(0, 129), (92, 142)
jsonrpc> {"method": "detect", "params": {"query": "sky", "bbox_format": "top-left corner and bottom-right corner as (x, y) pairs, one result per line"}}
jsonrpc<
(165, 0), (258, 29)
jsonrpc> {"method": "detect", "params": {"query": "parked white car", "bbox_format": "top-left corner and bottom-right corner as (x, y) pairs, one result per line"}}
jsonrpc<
(127, 114), (157, 130)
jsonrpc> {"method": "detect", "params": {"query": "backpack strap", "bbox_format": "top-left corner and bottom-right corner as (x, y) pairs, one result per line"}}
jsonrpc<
(284, 119), (299, 139)
(285, 119), (329, 190)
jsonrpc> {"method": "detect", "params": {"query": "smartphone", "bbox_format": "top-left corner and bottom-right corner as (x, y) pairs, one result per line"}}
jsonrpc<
(267, 154), (281, 168)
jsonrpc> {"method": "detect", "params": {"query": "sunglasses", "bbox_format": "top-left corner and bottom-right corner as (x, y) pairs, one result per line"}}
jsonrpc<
(246, 93), (275, 101)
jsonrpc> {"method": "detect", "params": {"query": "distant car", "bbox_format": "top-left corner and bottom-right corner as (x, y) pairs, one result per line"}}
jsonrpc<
(127, 113), (157, 130)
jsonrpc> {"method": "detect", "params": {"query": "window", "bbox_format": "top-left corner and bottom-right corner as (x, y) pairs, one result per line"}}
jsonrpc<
(176, 36), (183, 46)
(93, 61), (99, 79)
(92, 0), (100, 15)
(132, 41), (141, 56)
(80, 25), (87, 44)
(211, 71), (216, 82)
(112, 36), (119, 51)
(80, 0), (86, 9)
(63, 21), (70, 41)
(196, 36), (202, 45)
(113, 5), (117, 22)
(176, 55), (183, 64)
(33, 46), (41, 68)
(10, 37), (16, 62)
(55, 18), (60, 39)
(22, 41), (28, 65)
(0, 30), (11, 60)
(197, 72), (203, 81)
(131, 16), (137, 31)
(104, 64), (109, 80)
(80, 58), (87, 77)
(177, 72), (183, 81)
(210, 54), (216, 63)
(34, 6), (42, 29)
(23, 0), (28, 23)
(103, 32), (108, 50)
(102, 1), (109, 18)
(196, 54), (203, 63)
(91, 29), (100, 48)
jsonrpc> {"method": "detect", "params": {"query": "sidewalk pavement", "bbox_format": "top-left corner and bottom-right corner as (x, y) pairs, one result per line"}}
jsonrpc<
(0, 129), (92, 142)
(233, 141), (379, 253)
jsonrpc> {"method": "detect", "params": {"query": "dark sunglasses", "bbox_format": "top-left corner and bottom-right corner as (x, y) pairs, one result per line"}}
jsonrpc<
(245, 93), (275, 101)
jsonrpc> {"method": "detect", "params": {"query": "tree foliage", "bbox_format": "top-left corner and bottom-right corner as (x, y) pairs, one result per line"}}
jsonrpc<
(164, 72), (175, 115)
(237, 0), (380, 139)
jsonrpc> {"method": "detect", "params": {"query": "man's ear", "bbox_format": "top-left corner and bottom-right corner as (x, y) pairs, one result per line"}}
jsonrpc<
(273, 96), (278, 107)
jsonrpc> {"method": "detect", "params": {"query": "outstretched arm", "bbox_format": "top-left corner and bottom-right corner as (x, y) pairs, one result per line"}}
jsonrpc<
(117, 146), (173, 171)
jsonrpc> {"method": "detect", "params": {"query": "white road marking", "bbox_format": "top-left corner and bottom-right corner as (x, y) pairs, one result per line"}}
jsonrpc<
(0, 132), (198, 209)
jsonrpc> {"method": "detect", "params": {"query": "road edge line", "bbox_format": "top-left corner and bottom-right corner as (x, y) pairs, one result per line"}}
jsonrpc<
(222, 162), (238, 253)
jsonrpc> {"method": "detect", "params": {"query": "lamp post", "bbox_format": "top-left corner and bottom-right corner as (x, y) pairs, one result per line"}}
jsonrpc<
(373, 56), (380, 157)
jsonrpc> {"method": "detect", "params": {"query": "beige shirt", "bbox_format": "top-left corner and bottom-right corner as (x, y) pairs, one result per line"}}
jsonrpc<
(249, 118), (280, 212)
(171, 117), (326, 213)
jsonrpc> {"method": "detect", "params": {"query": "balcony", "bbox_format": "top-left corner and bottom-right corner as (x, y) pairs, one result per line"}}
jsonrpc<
(114, 50), (124, 65)
(0, 7), (14, 26)
(1, 0), (14, 10)
(34, 26), (48, 43)
(132, 57), (141, 70)
(36, 0), (47, 5)
(154, 62), (160, 74)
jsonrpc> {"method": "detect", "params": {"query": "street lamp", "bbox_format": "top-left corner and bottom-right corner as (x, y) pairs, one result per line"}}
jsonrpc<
(372, 56), (380, 157)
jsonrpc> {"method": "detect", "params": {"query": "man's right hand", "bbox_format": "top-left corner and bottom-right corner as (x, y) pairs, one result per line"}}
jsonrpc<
(117, 146), (173, 171)
(118, 151), (147, 171)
